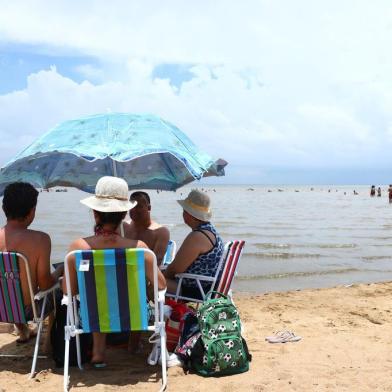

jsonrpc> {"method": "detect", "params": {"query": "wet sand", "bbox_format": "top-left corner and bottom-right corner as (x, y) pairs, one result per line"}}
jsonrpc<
(1, 282), (392, 391)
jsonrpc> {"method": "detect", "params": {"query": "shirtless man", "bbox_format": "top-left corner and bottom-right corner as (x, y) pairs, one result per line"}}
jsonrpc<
(0, 182), (62, 342)
(123, 191), (170, 266)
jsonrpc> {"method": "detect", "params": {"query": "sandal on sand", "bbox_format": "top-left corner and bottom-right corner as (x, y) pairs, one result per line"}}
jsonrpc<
(92, 362), (107, 369)
(265, 331), (301, 343)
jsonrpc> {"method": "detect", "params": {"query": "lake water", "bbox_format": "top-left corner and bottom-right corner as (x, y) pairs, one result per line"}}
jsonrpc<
(1, 184), (392, 293)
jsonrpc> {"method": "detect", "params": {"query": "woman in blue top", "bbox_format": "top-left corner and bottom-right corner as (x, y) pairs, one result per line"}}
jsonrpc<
(164, 189), (224, 299)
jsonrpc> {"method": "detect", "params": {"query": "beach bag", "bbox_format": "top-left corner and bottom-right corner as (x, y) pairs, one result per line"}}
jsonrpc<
(50, 302), (92, 367)
(175, 312), (200, 361)
(190, 291), (251, 377)
(165, 299), (194, 352)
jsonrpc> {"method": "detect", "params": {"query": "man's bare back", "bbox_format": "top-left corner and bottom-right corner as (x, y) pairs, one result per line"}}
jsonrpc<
(0, 226), (52, 305)
(0, 183), (60, 307)
(124, 192), (170, 265)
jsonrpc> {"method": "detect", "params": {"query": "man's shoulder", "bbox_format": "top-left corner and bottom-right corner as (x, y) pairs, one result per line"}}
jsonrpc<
(24, 229), (50, 242)
(152, 223), (170, 242)
(150, 221), (169, 233)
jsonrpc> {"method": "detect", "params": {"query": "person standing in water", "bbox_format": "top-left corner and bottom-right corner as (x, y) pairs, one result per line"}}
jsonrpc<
(370, 185), (376, 197)
(377, 187), (382, 197)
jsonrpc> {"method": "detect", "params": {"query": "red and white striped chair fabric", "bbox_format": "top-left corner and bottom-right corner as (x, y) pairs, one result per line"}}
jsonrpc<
(167, 240), (245, 303)
(214, 240), (245, 297)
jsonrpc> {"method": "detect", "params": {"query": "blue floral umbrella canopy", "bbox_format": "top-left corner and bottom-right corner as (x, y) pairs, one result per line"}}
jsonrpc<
(0, 113), (227, 194)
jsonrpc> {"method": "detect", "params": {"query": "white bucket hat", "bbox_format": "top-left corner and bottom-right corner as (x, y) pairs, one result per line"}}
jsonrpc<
(80, 176), (136, 212)
(177, 189), (212, 221)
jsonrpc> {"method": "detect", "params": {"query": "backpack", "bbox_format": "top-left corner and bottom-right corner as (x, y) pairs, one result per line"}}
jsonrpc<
(189, 291), (251, 377)
(50, 302), (92, 367)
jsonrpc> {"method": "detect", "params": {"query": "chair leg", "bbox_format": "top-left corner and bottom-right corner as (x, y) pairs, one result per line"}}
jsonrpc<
(159, 328), (167, 392)
(63, 336), (70, 392)
(73, 297), (82, 370)
(30, 295), (48, 379)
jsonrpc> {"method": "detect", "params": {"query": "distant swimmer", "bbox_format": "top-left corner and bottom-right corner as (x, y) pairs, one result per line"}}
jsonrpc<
(389, 185), (392, 203)
(353, 190), (358, 195)
(295, 190), (299, 192)
(310, 188), (314, 191)
(370, 185), (376, 197)
(377, 187), (382, 197)
(328, 189), (331, 193)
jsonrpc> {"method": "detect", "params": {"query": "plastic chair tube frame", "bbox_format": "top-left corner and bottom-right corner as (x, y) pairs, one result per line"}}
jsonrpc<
(0, 252), (59, 378)
(63, 248), (167, 392)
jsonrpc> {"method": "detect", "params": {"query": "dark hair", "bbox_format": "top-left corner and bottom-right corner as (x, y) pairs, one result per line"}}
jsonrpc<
(93, 210), (126, 232)
(2, 182), (38, 220)
(130, 191), (150, 205)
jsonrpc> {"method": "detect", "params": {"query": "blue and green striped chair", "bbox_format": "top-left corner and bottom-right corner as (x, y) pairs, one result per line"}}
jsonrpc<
(0, 251), (60, 378)
(63, 248), (167, 392)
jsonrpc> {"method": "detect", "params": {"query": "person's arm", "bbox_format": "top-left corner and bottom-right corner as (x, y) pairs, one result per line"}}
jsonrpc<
(163, 232), (203, 279)
(140, 241), (166, 290)
(153, 226), (170, 266)
(61, 238), (86, 296)
(36, 232), (57, 291)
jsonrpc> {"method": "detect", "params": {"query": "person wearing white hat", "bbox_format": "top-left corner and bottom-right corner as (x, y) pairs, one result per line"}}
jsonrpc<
(62, 176), (166, 367)
(163, 189), (224, 299)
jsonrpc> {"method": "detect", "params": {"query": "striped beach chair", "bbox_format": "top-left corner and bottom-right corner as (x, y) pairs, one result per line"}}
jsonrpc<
(161, 240), (177, 268)
(63, 248), (167, 392)
(167, 240), (245, 303)
(0, 251), (59, 378)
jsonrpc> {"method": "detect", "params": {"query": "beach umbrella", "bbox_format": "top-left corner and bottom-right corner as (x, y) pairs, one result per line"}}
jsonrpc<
(0, 113), (227, 195)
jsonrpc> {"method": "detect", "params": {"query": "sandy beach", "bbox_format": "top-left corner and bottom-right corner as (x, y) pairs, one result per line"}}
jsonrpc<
(1, 282), (392, 391)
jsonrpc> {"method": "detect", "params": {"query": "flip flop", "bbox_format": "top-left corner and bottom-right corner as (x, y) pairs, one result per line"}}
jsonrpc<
(92, 362), (107, 369)
(265, 331), (302, 343)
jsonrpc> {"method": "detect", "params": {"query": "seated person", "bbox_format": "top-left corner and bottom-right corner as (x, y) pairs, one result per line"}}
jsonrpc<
(164, 189), (224, 299)
(0, 182), (63, 342)
(62, 176), (166, 366)
(123, 191), (170, 266)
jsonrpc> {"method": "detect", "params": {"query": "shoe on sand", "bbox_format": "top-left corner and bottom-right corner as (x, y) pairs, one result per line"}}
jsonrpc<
(159, 352), (183, 368)
(265, 331), (301, 343)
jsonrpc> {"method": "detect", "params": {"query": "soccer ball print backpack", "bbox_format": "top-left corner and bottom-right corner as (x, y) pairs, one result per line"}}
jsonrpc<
(190, 291), (251, 377)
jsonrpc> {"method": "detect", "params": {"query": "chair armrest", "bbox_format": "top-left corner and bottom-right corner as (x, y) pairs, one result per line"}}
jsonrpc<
(157, 289), (167, 302)
(34, 281), (60, 301)
(61, 295), (69, 306)
(175, 273), (215, 282)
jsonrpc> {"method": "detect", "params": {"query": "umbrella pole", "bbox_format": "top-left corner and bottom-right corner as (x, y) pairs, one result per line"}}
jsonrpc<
(112, 159), (125, 237)
(112, 160), (118, 177)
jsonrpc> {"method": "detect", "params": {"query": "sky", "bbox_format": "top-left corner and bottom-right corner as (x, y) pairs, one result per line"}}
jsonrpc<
(1, 1), (392, 184)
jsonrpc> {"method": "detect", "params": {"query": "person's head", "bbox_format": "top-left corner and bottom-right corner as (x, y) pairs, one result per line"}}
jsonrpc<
(177, 189), (212, 227)
(2, 182), (38, 225)
(80, 176), (136, 231)
(129, 191), (151, 223)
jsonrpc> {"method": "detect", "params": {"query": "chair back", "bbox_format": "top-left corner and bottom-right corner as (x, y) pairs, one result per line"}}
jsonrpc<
(70, 248), (149, 333)
(214, 240), (245, 295)
(162, 240), (177, 266)
(0, 252), (27, 323)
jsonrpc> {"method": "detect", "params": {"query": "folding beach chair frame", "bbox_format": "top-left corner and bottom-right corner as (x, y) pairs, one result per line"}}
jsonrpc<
(166, 240), (245, 303)
(161, 240), (177, 268)
(0, 251), (59, 378)
(63, 248), (167, 392)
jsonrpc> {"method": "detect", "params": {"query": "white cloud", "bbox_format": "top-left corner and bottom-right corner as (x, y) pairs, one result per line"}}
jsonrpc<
(1, 1), (392, 176)
(74, 64), (104, 83)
